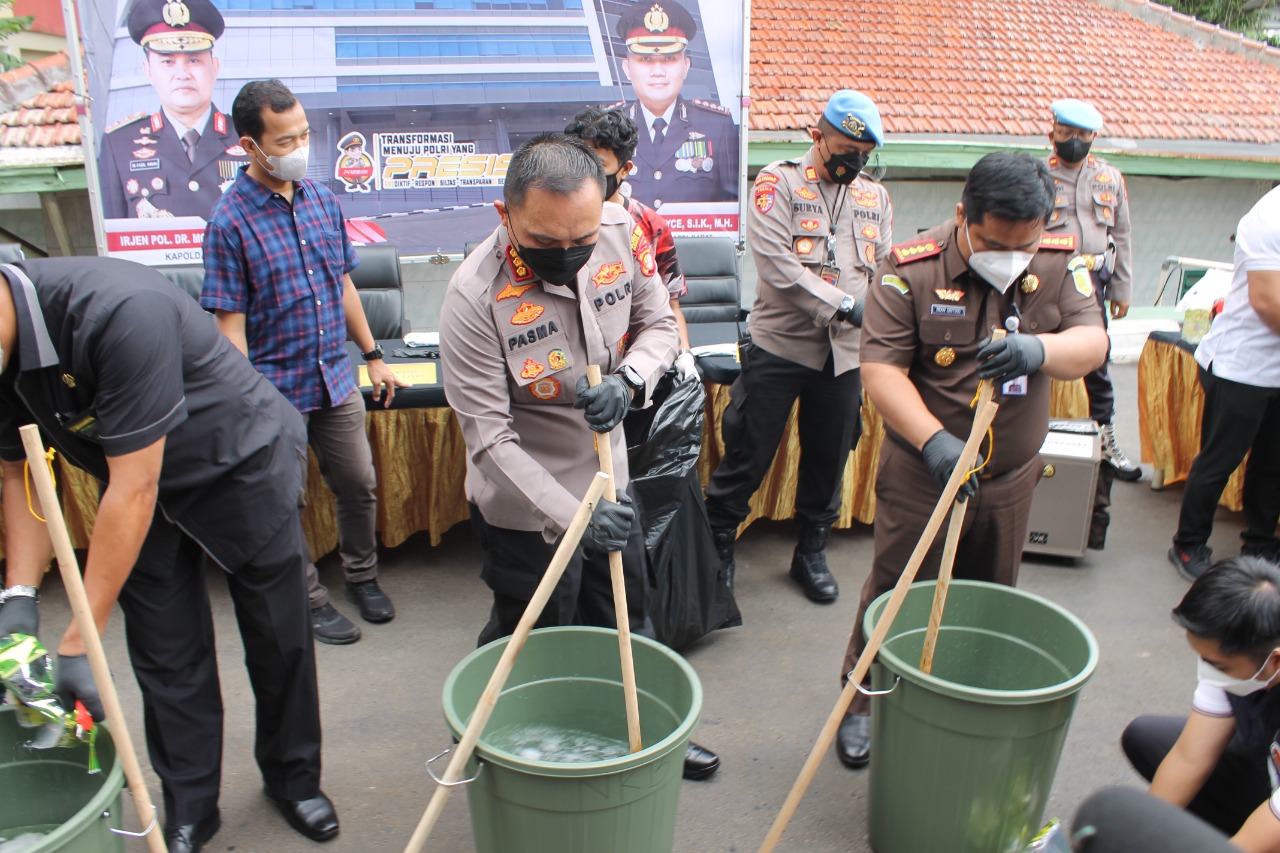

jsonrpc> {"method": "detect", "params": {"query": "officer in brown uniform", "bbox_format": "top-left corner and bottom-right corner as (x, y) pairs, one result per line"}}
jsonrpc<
(704, 90), (892, 603)
(1044, 98), (1139, 481)
(440, 132), (719, 779)
(834, 152), (1109, 768)
(98, 0), (250, 220)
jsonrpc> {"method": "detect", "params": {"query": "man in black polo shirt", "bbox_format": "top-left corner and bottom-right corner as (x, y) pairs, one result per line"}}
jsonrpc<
(0, 258), (338, 853)
(1122, 556), (1280, 849)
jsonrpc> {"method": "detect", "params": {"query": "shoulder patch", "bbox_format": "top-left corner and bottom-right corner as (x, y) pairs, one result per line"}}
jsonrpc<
(880, 274), (910, 295)
(890, 238), (942, 265)
(691, 98), (731, 115)
(1069, 259), (1094, 297)
(1039, 233), (1077, 251)
(106, 111), (147, 134)
(754, 172), (780, 186)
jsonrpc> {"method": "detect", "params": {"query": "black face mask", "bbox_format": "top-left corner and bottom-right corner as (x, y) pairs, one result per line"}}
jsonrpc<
(1054, 137), (1092, 164)
(604, 168), (626, 201)
(512, 227), (597, 287)
(822, 143), (868, 185)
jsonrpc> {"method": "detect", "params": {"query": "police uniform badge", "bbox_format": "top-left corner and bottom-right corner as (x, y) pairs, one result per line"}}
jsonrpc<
(935, 347), (956, 367)
(1021, 274), (1039, 294)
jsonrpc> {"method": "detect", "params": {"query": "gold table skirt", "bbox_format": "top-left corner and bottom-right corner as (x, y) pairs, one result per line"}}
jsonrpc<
(1137, 337), (1244, 511)
(0, 379), (1087, 561)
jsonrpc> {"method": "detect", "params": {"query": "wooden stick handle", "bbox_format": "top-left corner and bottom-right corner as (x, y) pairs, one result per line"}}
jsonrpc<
(585, 364), (643, 754)
(917, 330), (1003, 673)
(756, 397), (1001, 853)
(19, 426), (167, 853)
(404, 473), (610, 853)
(918, 498), (968, 674)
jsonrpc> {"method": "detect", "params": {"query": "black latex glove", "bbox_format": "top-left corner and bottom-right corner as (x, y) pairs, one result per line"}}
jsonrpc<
(976, 334), (1045, 383)
(921, 429), (978, 501)
(55, 653), (103, 722)
(582, 494), (634, 555)
(0, 595), (38, 638)
(835, 298), (864, 327)
(574, 374), (632, 432)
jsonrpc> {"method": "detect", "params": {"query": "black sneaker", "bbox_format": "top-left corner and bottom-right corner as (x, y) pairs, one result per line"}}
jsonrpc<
(311, 602), (362, 644)
(1168, 543), (1212, 582)
(346, 580), (396, 624)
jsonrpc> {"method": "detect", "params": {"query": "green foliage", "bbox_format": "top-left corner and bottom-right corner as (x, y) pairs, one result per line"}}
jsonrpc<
(1165, 0), (1270, 32)
(0, 0), (33, 72)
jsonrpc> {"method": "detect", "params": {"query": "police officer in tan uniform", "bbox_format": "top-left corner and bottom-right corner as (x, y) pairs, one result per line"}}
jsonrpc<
(834, 152), (1109, 769)
(610, 0), (739, 209)
(98, 0), (249, 219)
(440, 132), (719, 780)
(704, 90), (892, 603)
(1044, 98), (1139, 481)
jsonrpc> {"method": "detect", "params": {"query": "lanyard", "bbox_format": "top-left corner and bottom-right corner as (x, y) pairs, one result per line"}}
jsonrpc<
(816, 181), (849, 266)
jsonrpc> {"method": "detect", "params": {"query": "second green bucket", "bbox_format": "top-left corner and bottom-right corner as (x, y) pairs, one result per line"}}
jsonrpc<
(442, 626), (701, 853)
(864, 580), (1098, 853)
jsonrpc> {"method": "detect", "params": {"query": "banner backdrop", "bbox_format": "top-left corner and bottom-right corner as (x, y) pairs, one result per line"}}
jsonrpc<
(80, 0), (745, 265)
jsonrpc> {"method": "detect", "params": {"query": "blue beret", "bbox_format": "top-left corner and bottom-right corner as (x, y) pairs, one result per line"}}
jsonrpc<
(1050, 99), (1103, 132)
(822, 90), (883, 147)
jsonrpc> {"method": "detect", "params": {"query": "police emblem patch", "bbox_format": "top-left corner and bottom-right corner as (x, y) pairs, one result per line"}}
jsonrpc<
(520, 358), (545, 380)
(794, 187), (818, 200)
(592, 262), (625, 288)
(861, 225), (878, 239)
(1096, 173), (1112, 183)
(497, 281), (536, 302)
(851, 189), (879, 209)
(1021, 275), (1039, 294)
(548, 348), (568, 370)
(864, 243), (875, 265)
(935, 347), (956, 367)
(796, 237), (815, 254)
(800, 219), (819, 232)
(510, 301), (545, 325)
(1069, 258), (1094, 297)
(530, 377), (561, 400)
(754, 187), (775, 214)
(934, 289), (964, 302)
(132, 147), (156, 159)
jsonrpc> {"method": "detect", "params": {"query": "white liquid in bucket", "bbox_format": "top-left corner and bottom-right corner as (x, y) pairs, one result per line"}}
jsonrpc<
(485, 723), (629, 763)
(0, 826), (56, 853)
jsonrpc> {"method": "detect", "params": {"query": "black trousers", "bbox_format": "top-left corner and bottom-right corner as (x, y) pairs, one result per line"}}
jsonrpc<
(1174, 367), (1280, 554)
(1083, 279), (1115, 423)
(117, 510), (322, 825)
(704, 345), (861, 530)
(1122, 715), (1269, 835)
(469, 496), (652, 648)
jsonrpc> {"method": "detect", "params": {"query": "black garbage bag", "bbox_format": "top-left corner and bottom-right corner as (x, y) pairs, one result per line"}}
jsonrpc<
(624, 368), (741, 651)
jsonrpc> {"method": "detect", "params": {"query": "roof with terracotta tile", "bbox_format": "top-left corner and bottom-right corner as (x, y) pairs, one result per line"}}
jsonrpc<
(749, 0), (1280, 146)
(0, 51), (82, 168)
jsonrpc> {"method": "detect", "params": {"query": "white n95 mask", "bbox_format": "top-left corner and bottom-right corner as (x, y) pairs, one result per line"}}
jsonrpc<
(1197, 653), (1280, 697)
(254, 142), (309, 183)
(964, 224), (1034, 295)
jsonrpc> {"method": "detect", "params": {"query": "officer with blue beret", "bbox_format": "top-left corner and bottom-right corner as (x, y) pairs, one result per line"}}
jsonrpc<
(98, 0), (250, 220)
(1043, 97), (1139, 486)
(705, 88), (893, 613)
(608, 0), (739, 210)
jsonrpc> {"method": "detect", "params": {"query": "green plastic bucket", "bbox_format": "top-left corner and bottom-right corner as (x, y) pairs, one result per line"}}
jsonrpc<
(0, 707), (124, 852)
(863, 580), (1098, 853)
(442, 626), (701, 853)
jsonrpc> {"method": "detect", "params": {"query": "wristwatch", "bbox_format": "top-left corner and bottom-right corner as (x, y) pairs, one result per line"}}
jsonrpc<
(0, 585), (39, 604)
(615, 364), (645, 405)
(361, 344), (385, 361)
(835, 295), (856, 322)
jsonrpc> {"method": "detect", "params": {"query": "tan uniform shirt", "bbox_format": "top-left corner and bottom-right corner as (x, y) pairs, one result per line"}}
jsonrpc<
(1045, 153), (1133, 304)
(746, 148), (894, 374)
(862, 221), (1105, 476)
(440, 204), (677, 538)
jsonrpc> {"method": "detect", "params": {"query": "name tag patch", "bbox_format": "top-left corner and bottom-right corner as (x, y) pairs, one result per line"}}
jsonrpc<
(129, 159), (160, 172)
(930, 304), (965, 317)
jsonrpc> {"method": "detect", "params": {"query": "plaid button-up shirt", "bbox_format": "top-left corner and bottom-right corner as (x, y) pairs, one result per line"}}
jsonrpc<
(201, 167), (359, 413)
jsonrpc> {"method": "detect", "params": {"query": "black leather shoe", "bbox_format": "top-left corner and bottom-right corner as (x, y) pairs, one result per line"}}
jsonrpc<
(836, 712), (871, 769)
(265, 789), (340, 842)
(163, 810), (221, 853)
(683, 741), (720, 780)
(311, 602), (361, 645)
(789, 523), (838, 602)
(346, 579), (396, 623)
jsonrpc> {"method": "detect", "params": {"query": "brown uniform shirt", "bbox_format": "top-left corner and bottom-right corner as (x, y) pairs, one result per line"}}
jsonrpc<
(441, 203), (677, 538)
(862, 221), (1105, 476)
(746, 148), (894, 374)
(1045, 153), (1133, 304)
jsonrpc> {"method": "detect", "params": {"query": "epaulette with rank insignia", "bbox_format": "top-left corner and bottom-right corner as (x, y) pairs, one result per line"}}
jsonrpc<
(106, 111), (147, 134)
(1039, 233), (1077, 251)
(691, 98), (731, 115)
(891, 238), (943, 265)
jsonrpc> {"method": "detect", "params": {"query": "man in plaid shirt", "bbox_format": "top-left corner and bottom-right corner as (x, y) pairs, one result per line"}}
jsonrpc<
(202, 79), (404, 647)
(566, 106), (698, 380)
